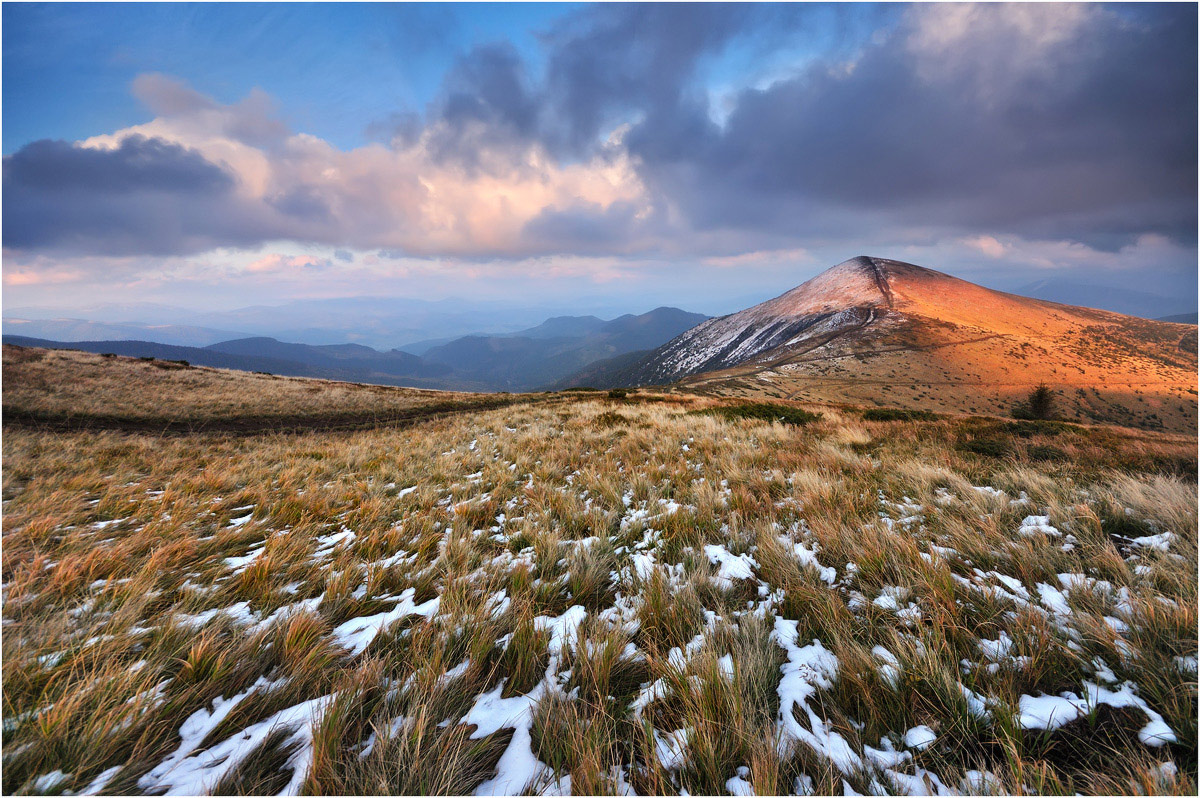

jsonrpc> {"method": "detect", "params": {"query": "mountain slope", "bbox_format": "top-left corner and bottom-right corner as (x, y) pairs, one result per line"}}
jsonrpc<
(569, 257), (1197, 432)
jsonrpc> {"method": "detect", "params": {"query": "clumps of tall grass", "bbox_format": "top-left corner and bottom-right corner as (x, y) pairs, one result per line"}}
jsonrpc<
(698, 401), (822, 426)
(2, 388), (1195, 795)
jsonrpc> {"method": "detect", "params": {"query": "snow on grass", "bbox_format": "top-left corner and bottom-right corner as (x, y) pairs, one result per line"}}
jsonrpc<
(173, 601), (256, 630)
(703, 544), (757, 588)
(1018, 515), (1061, 538)
(461, 676), (552, 795)
(32, 770), (70, 792)
(725, 765), (755, 795)
(138, 677), (280, 791)
(1128, 531), (1174, 552)
(142, 690), (335, 796)
(903, 725), (937, 751)
(777, 533), (837, 584)
(771, 617), (861, 774)
(1017, 682), (1178, 746)
(871, 646), (901, 689)
(330, 587), (441, 656)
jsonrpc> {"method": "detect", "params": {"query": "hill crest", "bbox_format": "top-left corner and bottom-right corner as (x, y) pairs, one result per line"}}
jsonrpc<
(562, 256), (1197, 432)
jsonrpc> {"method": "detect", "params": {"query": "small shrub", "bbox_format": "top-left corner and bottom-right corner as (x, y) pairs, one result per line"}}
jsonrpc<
(1027, 444), (1068, 462)
(1004, 420), (1072, 437)
(607, 388), (628, 400)
(957, 437), (1011, 458)
(1012, 384), (1057, 420)
(593, 411), (627, 428)
(861, 408), (936, 422)
(705, 402), (821, 426)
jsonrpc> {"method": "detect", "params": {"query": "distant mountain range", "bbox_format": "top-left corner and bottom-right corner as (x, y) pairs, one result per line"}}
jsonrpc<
(557, 256), (1196, 433)
(1016, 278), (1195, 321)
(3, 307), (708, 392)
(2, 318), (250, 347)
(4, 296), (636, 350)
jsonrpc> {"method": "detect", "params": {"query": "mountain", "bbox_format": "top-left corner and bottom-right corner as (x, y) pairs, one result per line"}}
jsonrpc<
(1157, 312), (1198, 325)
(564, 256), (1197, 433)
(1016, 278), (1193, 320)
(5, 296), (576, 350)
(421, 307), (709, 391)
(499, 315), (607, 340)
(1, 318), (249, 347)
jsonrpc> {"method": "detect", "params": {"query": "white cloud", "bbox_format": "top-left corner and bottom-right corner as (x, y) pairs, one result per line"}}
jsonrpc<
(80, 77), (651, 258)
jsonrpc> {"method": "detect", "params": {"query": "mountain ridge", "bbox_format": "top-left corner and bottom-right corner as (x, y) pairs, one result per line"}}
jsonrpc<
(559, 256), (1196, 432)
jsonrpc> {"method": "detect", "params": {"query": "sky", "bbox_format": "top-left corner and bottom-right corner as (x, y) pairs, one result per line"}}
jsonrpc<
(2, 2), (1197, 317)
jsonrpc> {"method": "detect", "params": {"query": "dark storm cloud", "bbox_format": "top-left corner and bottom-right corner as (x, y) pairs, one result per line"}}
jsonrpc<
(539, 2), (752, 154)
(420, 3), (822, 164)
(623, 3), (1197, 250)
(521, 199), (667, 254)
(423, 43), (542, 170)
(3, 136), (278, 255)
(4, 135), (233, 195)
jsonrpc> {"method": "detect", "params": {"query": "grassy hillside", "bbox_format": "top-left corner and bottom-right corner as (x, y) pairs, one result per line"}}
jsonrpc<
(584, 258), (1198, 434)
(2, 350), (1196, 795)
(2, 346), (525, 432)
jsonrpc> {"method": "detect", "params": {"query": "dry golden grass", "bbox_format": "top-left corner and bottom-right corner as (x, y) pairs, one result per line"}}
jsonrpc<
(1, 354), (1196, 796)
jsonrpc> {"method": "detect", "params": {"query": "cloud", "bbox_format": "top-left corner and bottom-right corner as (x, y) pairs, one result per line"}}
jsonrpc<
(131, 73), (218, 117)
(621, 3), (1195, 253)
(1, 135), (278, 256)
(245, 253), (331, 274)
(3, 80), (648, 258)
(702, 248), (812, 268)
(963, 235), (1007, 259)
(1, 2), (1194, 274)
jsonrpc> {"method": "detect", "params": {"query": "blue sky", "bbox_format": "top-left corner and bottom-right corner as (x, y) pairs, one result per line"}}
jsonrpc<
(2, 2), (1195, 317)
(3, 3), (580, 153)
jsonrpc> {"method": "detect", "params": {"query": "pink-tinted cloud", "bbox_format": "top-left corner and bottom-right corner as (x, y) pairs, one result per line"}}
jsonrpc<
(245, 253), (331, 274)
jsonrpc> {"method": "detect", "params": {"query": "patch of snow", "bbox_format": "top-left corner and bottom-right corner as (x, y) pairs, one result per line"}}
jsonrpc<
(1018, 515), (1060, 538)
(704, 544), (757, 588)
(726, 766), (755, 796)
(1129, 532), (1173, 552)
(654, 727), (692, 771)
(33, 770), (70, 792)
(772, 617), (861, 774)
(534, 605), (588, 655)
(78, 765), (122, 795)
(903, 725), (937, 751)
(331, 588), (440, 656)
